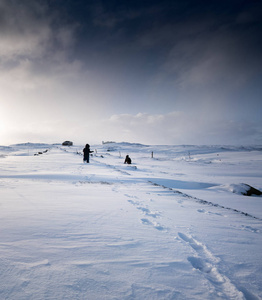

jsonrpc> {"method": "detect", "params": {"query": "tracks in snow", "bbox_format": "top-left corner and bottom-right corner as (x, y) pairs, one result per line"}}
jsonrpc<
(177, 233), (245, 299)
(126, 196), (167, 231)
(121, 183), (250, 299)
(74, 151), (260, 298)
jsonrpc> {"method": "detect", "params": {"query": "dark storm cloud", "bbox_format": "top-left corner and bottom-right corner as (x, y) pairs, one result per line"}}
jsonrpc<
(0, 0), (82, 91)
(0, 0), (49, 59)
(0, 0), (77, 63)
(71, 1), (262, 69)
(2, 0), (261, 90)
(51, 0), (262, 113)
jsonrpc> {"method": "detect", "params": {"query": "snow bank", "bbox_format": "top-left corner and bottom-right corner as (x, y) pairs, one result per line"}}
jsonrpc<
(227, 183), (262, 196)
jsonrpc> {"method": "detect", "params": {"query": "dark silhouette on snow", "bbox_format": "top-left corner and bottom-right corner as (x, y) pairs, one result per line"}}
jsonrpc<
(241, 184), (262, 196)
(62, 141), (73, 146)
(83, 144), (93, 163)
(124, 155), (132, 164)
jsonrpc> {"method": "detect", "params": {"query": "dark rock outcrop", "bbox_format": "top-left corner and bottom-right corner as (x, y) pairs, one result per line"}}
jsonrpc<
(62, 141), (73, 146)
(242, 184), (262, 196)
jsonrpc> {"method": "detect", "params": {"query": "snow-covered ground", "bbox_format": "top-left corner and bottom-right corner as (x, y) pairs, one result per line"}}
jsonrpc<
(0, 142), (262, 300)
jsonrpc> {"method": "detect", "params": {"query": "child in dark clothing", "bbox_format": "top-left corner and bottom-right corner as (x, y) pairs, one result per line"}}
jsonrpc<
(83, 144), (93, 163)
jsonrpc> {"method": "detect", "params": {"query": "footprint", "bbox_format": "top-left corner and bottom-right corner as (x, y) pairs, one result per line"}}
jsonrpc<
(141, 218), (153, 225)
(124, 194), (138, 199)
(128, 199), (140, 206)
(178, 232), (220, 263)
(208, 211), (224, 216)
(187, 257), (212, 273)
(136, 206), (160, 218)
(241, 225), (260, 233)
(197, 209), (224, 217)
(147, 211), (160, 218)
(153, 222), (166, 231)
(137, 206), (151, 214)
(141, 219), (166, 231)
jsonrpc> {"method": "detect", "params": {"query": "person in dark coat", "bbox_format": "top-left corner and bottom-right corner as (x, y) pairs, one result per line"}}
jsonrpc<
(124, 155), (132, 164)
(83, 144), (93, 163)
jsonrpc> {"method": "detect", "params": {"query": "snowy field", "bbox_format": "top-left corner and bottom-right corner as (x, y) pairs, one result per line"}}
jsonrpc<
(0, 142), (262, 300)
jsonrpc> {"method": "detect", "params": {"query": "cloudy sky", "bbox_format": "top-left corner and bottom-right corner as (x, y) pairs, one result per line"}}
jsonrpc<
(0, 0), (262, 145)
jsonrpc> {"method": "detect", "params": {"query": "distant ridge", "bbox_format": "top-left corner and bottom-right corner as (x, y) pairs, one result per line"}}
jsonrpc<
(10, 142), (52, 147)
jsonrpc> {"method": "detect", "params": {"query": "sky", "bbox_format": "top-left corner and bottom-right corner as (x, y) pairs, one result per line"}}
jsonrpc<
(0, 0), (262, 146)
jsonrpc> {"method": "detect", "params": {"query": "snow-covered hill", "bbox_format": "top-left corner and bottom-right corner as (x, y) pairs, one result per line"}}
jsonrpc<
(0, 143), (261, 299)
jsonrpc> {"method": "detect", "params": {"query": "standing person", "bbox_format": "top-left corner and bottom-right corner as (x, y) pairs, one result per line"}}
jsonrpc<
(124, 155), (132, 164)
(83, 144), (93, 163)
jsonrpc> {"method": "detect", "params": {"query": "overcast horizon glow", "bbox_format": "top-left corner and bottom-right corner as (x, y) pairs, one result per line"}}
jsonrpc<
(0, 0), (262, 146)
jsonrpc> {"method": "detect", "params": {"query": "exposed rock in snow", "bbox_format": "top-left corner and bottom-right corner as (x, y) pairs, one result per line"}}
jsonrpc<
(229, 183), (262, 196)
(62, 141), (73, 146)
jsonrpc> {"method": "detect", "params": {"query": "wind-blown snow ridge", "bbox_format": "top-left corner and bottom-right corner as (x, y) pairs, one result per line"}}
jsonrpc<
(149, 181), (262, 220)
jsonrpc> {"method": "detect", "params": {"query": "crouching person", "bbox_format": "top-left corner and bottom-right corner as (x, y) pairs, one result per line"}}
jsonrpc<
(124, 155), (132, 164)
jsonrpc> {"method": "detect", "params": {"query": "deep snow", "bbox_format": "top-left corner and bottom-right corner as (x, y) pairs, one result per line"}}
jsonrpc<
(0, 142), (262, 299)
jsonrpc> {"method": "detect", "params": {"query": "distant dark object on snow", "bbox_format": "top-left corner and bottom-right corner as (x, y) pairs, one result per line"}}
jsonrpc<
(83, 144), (93, 163)
(124, 155), (132, 164)
(34, 149), (48, 156)
(62, 141), (73, 146)
(242, 184), (262, 196)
